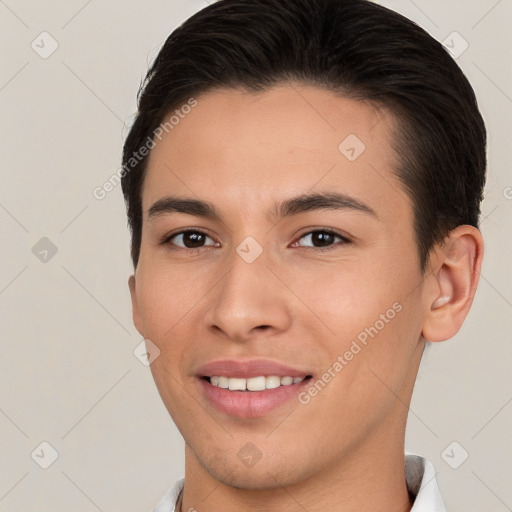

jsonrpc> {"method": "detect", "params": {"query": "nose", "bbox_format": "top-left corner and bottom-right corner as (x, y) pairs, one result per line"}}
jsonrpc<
(205, 246), (292, 343)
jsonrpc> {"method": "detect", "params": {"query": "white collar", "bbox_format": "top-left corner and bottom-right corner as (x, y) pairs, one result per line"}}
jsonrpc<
(405, 453), (446, 511)
(154, 453), (446, 512)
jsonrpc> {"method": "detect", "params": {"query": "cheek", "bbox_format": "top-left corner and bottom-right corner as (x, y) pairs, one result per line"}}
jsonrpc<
(365, 295), (423, 370)
(293, 256), (422, 372)
(136, 262), (208, 338)
(287, 261), (399, 342)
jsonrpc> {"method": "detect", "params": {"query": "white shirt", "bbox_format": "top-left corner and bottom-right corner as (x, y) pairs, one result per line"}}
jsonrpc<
(153, 453), (446, 512)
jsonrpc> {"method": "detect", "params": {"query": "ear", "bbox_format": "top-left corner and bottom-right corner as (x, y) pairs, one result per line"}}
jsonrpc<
(422, 225), (484, 342)
(128, 274), (144, 337)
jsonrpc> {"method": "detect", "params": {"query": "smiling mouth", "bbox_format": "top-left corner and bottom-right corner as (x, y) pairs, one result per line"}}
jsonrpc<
(202, 375), (313, 391)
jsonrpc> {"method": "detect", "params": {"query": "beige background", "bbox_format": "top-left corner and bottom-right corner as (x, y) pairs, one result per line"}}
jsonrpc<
(0, 0), (510, 510)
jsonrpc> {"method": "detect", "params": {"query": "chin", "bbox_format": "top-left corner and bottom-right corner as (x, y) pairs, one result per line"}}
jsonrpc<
(208, 465), (300, 490)
(194, 444), (311, 490)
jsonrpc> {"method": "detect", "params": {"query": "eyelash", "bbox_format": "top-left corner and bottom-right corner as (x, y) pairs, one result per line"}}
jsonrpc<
(160, 228), (351, 253)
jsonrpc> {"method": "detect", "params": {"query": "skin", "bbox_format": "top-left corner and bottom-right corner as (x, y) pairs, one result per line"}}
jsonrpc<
(128, 84), (483, 512)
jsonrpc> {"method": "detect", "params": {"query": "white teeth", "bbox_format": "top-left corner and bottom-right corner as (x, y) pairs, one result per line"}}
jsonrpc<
(208, 375), (306, 391)
(266, 376), (281, 389)
(217, 376), (229, 389)
(228, 378), (246, 391)
(247, 376), (266, 391)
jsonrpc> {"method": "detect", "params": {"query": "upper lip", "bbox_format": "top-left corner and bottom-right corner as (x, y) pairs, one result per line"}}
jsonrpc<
(196, 358), (312, 379)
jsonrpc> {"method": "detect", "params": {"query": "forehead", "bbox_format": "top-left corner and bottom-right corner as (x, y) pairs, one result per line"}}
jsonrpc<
(142, 84), (412, 223)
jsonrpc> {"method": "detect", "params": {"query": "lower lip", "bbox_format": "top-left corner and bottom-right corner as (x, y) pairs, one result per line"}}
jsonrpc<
(198, 378), (311, 418)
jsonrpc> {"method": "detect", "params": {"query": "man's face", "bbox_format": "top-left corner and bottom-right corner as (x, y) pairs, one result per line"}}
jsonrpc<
(129, 84), (430, 488)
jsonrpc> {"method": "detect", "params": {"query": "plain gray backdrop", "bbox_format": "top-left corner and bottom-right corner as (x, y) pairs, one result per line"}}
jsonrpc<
(0, 0), (511, 510)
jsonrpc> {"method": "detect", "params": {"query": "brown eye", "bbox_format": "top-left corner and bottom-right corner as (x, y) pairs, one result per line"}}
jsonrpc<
(296, 229), (350, 249)
(165, 230), (216, 249)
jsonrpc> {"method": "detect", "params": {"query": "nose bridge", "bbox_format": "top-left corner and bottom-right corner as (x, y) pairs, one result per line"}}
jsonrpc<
(207, 238), (291, 341)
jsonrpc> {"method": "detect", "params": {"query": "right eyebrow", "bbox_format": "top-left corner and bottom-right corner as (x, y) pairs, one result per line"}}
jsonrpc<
(147, 196), (221, 222)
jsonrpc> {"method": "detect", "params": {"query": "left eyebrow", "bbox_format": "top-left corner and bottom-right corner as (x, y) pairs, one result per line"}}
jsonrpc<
(146, 191), (379, 222)
(276, 192), (379, 220)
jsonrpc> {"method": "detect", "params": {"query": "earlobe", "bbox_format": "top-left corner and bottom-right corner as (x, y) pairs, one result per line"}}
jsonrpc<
(128, 275), (144, 337)
(422, 226), (484, 342)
